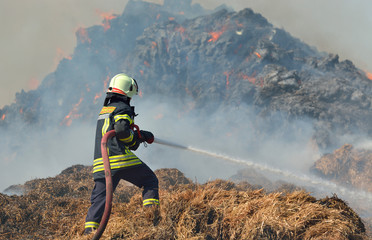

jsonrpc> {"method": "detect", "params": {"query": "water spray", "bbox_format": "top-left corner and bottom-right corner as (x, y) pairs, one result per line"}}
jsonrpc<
(154, 138), (372, 203)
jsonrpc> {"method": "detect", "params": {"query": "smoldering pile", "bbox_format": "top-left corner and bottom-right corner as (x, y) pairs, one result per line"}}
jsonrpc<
(0, 165), (368, 239)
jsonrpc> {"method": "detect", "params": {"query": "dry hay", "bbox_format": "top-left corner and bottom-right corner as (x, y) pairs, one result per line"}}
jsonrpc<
(311, 144), (372, 192)
(0, 165), (369, 240)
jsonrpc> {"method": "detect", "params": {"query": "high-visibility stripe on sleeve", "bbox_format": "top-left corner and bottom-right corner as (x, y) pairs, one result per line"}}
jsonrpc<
(143, 198), (160, 206)
(119, 135), (134, 143)
(85, 221), (99, 229)
(114, 114), (133, 125)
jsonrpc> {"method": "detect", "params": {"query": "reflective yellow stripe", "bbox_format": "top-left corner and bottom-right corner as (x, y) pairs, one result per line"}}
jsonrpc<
(94, 157), (140, 166)
(93, 159), (142, 173)
(101, 118), (110, 137)
(85, 221), (99, 229)
(114, 114), (133, 124)
(119, 133), (133, 143)
(143, 198), (160, 206)
(93, 154), (137, 166)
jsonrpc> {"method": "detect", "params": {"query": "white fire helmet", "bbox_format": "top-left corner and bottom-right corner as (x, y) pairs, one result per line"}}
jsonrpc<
(107, 73), (138, 98)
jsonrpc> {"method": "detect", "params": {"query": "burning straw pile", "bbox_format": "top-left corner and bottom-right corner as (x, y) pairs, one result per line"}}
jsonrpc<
(0, 165), (368, 239)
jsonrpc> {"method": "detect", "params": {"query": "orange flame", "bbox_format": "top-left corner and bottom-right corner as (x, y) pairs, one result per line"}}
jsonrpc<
(77, 28), (91, 44)
(96, 10), (117, 32)
(103, 76), (110, 90)
(169, 17), (175, 21)
(94, 93), (102, 103)
(254, 52), (262, 58)
(1, 114), (5, 121)
(61, 97), (83, 126)
(175, 26), (186, 34)
(144, 61), (150, 67)
(151, 41), (157, 48)
(175, 26), (187, 41)
(19, 108), (23, 114)
(366, 71), (372, 80)
(235, 20), (244, 28)
(156, 14), (161, 20)
(224, 71), (231, 88)
(208, 26), (227, 43)
(241, 73), (257, 85)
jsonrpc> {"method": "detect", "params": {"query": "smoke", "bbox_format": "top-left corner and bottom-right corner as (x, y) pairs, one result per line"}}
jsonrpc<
(0, 123), (95, 192)
(131, 96), (320, 182)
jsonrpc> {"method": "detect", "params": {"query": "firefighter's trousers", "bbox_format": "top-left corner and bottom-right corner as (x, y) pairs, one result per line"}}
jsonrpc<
(85, 163), (159, 230)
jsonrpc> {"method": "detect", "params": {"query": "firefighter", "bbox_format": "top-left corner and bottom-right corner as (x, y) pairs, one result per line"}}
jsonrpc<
(84, 73), (159, 234)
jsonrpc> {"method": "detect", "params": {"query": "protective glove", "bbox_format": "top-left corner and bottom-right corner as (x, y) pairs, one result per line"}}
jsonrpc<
(129, 140), (140, 151)
(140, 130), (154, 144)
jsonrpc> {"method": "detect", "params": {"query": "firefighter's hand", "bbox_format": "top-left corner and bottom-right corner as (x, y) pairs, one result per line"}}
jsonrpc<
(129, 141), (140, 151)
(140, 130), (154, 144)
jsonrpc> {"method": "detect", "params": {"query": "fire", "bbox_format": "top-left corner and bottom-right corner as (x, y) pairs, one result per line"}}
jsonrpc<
(175, 26), (187, 41)
(151, 41), (157, 48)
(19, 108), (23, 114)
(61, 97), (83, 126)
(235, 20), (244, 28)
(96, 10), (117, 32)
(94, 93), (102, 103)
(156, 14), (161, 20)
(77, 28), (91, 44)
(224, 71), (231, 88)
(1, 114), (5, 121)
(140, 70), (144, 75)
(168, 17), (175, 21)
(175, 26), (186, 34)
(208, 26), (227, 43)
(366, 71), (372, 80)
(103, 75), (110, 90)
(254, 52), (262, 58)
(239, 72), (264, 87)
(144, 61), (150, 67)
(242, 74), (256, 84)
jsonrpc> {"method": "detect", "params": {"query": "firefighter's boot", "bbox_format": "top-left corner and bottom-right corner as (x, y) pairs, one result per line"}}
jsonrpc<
(144, 205), (161, 226)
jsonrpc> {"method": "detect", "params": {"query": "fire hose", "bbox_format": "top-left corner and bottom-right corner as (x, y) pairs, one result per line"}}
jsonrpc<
(92, 125), (149, 239)
(92, 126), (204, 239)
(93, 127), (372, 240)
(92, 129), (115, 240)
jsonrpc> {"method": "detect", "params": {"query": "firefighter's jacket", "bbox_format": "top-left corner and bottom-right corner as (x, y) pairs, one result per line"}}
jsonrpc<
(93, 99), (141, 180)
